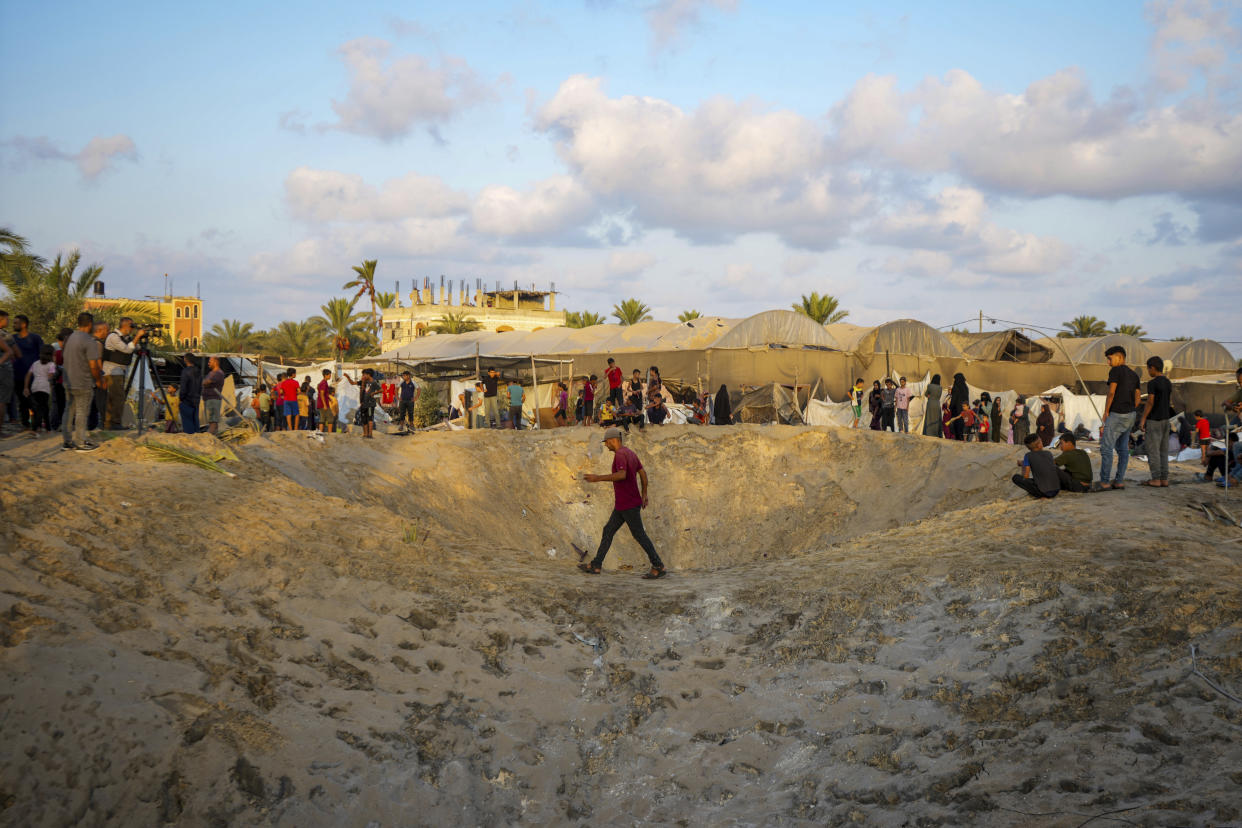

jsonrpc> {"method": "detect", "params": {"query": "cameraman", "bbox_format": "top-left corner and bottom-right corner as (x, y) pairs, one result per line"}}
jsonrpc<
(101, 317), (143, 430)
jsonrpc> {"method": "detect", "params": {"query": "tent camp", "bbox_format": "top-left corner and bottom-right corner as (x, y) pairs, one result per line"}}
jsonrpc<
(1036, 334), (1154, 367)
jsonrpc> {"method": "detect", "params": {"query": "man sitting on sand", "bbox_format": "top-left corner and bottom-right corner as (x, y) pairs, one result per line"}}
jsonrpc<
(1053, 433), (1092, 493)
(1012, 434), (1060, 499)
(578, 426), (666, 579)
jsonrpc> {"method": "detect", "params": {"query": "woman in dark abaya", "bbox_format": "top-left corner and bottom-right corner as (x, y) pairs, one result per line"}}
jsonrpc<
(990, 397), (1003, 443)
(868, 380), (883, 430)
(713, 384), (733, 425)
(921, 374), (943, 436)
(1036, 403), (1055, 447)
(948, 373), (970, 441)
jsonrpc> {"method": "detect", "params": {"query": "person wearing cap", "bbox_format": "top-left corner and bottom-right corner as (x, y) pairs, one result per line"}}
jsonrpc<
(578, 426), (666, 579)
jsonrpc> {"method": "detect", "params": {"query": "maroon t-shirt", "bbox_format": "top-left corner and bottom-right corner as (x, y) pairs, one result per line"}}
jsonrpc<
(611, 446), (643, 511)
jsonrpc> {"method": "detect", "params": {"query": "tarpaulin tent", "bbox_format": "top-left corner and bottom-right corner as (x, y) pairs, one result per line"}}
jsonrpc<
(736, 383), (805, 424)
(946, 330), (1053, 363)
(1035, 334), (1154, 366)
(1147, 339), (1236, 373)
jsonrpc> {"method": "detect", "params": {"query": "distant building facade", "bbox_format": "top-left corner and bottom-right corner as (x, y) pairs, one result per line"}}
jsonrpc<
(381, 279), (565, 350)
(85, 293), (204, 348)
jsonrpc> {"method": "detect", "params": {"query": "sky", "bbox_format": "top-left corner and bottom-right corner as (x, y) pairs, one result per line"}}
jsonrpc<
(1, 0), (1240, 352)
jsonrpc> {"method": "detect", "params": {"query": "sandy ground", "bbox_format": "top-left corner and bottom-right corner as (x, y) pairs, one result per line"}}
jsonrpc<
(1, 424), (1240, 827)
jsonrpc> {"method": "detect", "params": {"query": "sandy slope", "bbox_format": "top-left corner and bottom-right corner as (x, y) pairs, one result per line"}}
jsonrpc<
(1, 425), (1240, 826)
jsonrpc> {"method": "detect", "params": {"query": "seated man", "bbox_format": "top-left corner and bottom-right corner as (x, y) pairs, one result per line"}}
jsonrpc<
(645, 389), (668, 425)
(1199, 435), (1231, 482)
(616, 400), (644, 432)
(597, 400), (618, 428)
(1053, 432), (1092, 493)
(1012, 433), (1060, 499)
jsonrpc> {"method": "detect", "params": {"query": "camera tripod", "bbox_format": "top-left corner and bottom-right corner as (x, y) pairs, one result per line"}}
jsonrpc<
(122, 341), (175, 435)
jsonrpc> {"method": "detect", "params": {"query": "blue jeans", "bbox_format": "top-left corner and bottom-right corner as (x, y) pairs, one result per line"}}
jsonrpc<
(1099, 411), (1136, 484)
(180, 401), (200, 434)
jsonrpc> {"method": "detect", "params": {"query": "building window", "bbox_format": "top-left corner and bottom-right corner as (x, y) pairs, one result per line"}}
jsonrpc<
(176, 307), (182, 318)
(192, 336), (198, 347)
(192, 305), (198, 319)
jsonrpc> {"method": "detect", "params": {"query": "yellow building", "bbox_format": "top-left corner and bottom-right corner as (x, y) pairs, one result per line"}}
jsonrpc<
(85, 293), (204, 348)
(381, 279), (565, 349)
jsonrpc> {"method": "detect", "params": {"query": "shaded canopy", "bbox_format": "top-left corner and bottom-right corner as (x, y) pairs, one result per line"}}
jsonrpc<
(1147, 339), (1236, 371)
(853, 319), (963, 359)
(712, 310), (842, 350)
(1036, 334), (1153, 366)
(946, 330), (1053, 363)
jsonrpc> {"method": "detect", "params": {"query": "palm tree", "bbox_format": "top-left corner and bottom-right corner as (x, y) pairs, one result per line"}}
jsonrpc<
(344, 259), (381, 343)
(792, 292), (848, 325)
(374, 291), (398, 310)
(1059, 315), (1108, 338)
(678, 309), (702, 322)
(1111, 323), (1148, 340)
(565, 310), (605, 328)
(431, 311), (481, 334)
(1, 249), (134, 336)
(262, 320), (330, 360)
(312, 297), (373, 359)
(203, 319), (260, 353)
(612, 298), (652, 326)
(1169, 335), (1192, 341)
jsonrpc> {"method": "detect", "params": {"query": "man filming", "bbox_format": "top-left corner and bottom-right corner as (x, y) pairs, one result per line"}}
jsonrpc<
(101, 317), (145, 430)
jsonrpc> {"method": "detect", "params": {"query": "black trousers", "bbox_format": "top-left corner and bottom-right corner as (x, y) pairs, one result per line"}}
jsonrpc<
(1012, 474), (1058, 499)
(609, 387), (623, 407)
(591, 507), (663, 570)
(881, 407), (895, 431)
(30, 391), (50, 430)
(1058, 468), (1090, 493)
(1205, 455), (1226, 479)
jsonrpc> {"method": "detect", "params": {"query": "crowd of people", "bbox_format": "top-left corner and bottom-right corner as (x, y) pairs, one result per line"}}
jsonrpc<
(450, 359), (736, 432)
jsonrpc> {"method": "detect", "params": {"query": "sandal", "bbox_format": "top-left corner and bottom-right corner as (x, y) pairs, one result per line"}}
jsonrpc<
(1139, 480), (1160, 487)
(641, 568), (667, 580)
(577, 563), (600, 575)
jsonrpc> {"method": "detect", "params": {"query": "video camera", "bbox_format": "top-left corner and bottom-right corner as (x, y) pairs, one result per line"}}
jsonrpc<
(134, 322), (170, 338)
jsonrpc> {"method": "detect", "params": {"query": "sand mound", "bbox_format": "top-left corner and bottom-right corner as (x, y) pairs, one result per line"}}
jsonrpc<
(1, 426), (1240, 826)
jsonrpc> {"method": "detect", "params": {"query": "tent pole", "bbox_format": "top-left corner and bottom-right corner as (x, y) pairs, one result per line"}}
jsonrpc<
(530, 355), (539, 430)
(475, 344), (480, 380)
(793, 369), (798, 425)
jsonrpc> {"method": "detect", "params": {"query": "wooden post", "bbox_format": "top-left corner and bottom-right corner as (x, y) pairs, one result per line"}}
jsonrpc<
(530, 355), (539, 430)
(475, 343), (480, 380)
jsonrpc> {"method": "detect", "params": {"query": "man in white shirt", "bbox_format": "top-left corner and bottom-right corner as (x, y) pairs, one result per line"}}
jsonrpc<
(101, 317), (141, 430)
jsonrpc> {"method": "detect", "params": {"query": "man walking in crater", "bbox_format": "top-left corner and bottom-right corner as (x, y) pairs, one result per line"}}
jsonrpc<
(578, 426), (666, 579)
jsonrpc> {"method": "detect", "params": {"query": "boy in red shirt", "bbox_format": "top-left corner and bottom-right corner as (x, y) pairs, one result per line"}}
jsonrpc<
(279, 369), (301, 431)
(1192, 410), (1211, 446)
(605, 358), (623, 408)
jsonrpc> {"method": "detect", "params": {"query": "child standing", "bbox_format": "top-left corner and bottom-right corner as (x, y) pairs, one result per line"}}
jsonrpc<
(24, 345), (56, 433)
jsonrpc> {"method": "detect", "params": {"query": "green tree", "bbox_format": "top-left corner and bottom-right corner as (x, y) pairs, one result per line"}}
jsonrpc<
(412, 384), (443, 427)
(431, 311), (481, 334)
(565, 310), (605, 328)
(1111, 323), (1148, 340)
(343, 259), (381, 343)
(375, 291), (398, 309)
(612, 298), (652, 326)
(792, 292), (848, 325)
(202, 319), (260, 353)
(312, 297), (373, 359)
(261, 320), (330, 360)
(1059, 315), (1108, 338)
(1169, 335), (1192, 341)
(677, 309), (702, 322)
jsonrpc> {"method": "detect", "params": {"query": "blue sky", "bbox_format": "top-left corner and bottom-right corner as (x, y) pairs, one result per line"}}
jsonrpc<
(2, 0), (1240, 351)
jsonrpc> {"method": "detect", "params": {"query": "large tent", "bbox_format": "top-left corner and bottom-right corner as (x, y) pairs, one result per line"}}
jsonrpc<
(946, 330), (1053, 363)
(1148, 339), (1237, 372)
(1035, 334), (1154, 366)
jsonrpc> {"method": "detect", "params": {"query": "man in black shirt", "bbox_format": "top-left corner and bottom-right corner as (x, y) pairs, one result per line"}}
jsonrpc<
(1012, 434), (1060, 499)
(1098, 345), (1141, 490)
(1138, 356), (1173, 487)
(481, 367), (501, 428)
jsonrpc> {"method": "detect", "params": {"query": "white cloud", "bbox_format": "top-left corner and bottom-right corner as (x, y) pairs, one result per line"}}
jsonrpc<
(4, 133), (137, 180)
(829, 65), (1242, 200)
(647, 0), (738, 50)
(325, 38), (493, 141)
(782, 252), (820, 276)
(470, 175), (595, 240)
(536, 75), (868, 248)
(1147, 0), (1238, 94)
(606, 250), (656, 276)
(284, 167), (470, 222)
(866, 187), (1072, 276)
